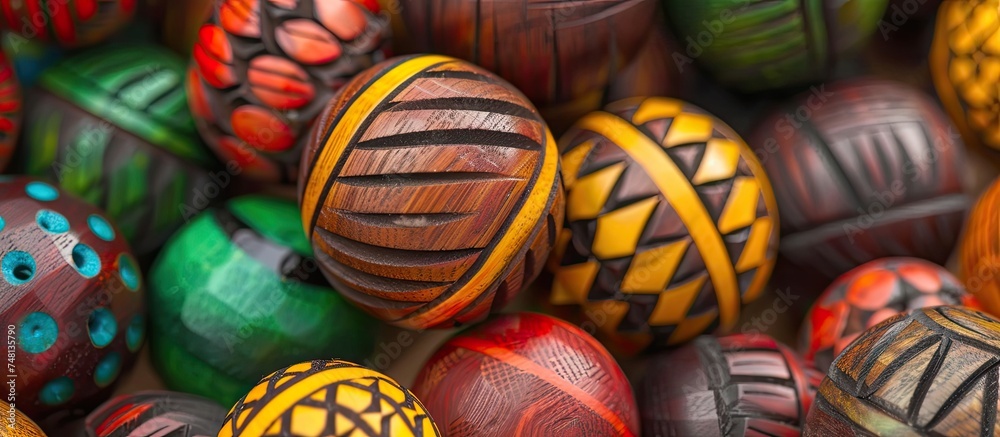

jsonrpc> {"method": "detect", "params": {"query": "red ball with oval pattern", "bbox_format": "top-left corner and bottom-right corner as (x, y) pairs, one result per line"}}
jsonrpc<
(411, 312), (640, 436)
(0, 177), (144, 419)
(0, 0), (135, 48)
(799, 257), (977, 373)
(0, 49), (19, 172)
(188, 0), (391, 182)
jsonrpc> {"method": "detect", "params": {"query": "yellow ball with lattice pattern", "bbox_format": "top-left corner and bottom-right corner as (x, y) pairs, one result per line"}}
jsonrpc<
(218, 360), (440, 437)
(550, 97), (780, 354)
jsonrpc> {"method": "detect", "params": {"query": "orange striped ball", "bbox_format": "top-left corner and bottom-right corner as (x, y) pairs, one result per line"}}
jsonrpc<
(298, 55), (564, 330)
(960, 177), (1000, 316)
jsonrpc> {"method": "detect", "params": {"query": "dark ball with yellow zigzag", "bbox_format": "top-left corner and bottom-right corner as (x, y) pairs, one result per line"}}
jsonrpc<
(551, 97), (780, 353)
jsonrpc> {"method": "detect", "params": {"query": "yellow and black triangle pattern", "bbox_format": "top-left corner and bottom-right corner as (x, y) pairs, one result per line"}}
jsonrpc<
(808, 306), (1000, 435)
(551, 97), (779, 351)
(219, 360), (440, 437)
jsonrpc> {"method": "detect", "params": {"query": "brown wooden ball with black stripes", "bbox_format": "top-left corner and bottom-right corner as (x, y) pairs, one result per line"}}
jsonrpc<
(298, 55), (564, 330)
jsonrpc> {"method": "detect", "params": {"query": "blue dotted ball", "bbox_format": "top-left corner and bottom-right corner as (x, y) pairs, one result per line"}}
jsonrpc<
(88, 308), (117, 348)
(87, 214), (115, 241)
(2, 251), (35, 285)
(18, 312), (57, 354)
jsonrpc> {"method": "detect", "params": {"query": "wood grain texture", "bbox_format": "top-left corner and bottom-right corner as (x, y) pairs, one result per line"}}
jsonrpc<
(1, 401), (47, 437)
(298, 55), (564, 330)
(662, 0), (887, 92)
(639, 334), (820, 437)
(804, 306), (1000, 436)
(800, 258), (977, 374)
(0, 0), (135, 47)
(218, 359), (440, 437)
(606, 27), (679, 103)
(411, 312), (639, 437)
(398, 0), (656, 106)
(188, 0), (391, 182)
(148, 196), (378, 408)
(0, 177), (144, 419)
(931, 0), (1000, 151)
(82, 391), (226, 437)
(750, 79), (969, 280)
(20, 44), (213, 256)
(551, 97), (779, 353)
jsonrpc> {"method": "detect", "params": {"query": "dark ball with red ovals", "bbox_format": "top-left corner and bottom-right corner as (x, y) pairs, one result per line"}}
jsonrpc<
(798, 257), (977, 373)
(0, 177), (145, 419)
(189, 0), (391, 183)
(0, 0), (135, 48)
(0, 48), (20, 173)
(749, 79), (969, 281)
(639, 334), (821, 436)
(83, 391), (226, 437)
(411, 312), (640, 436)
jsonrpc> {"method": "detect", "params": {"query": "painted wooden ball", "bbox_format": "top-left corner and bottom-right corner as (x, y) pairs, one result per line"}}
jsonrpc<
(551, 97), (779, 353)
(750, 79), (969, 281)
(639, 334), (822, 436)
(958, 177), (1000, 316)
(412, 312), (638, 436)
(298, 55), (564, 330)
(663, 0), (888, 92)
(188, 0), (391, 183)
(800, 257), (977, 373)
(83, 391), (226, 437)
(2, 401), (47, 437)
(148, 195), (378, 407)
(398, 0), (656, 107)
(219, 359), (439, 437)
(19, 44), (214, 256)
(0, 48), (19, 173)
(805, 306), (1000, 435)
(0, 0), (135, 48)
(0, 177), (144, 418)
(931, 0), (1000, 151)
(606, 28), (679, 103)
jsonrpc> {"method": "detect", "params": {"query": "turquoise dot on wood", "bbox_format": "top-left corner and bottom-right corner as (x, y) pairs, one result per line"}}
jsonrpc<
(72, 243), (101, 278)
(126, 314), (144, 352)
(25, 181), (58, 201)
(94, 352), (122, 387)
(18, 312), (57, 354)
(2, 251), (36, 285)
(118, 253), (139, 291)
(88, 308), (117, 348)
(36, 209), (69, 233)
(39, 377), (74, 405)
(88, 214), (115, 241)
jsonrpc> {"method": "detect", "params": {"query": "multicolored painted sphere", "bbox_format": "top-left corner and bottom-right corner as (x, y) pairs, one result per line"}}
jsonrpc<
(219, 359), (439, 437)
(959, 177), (1000, 315)
(806, 306), (1000, 435)
(0, 47), (19, 173)
(298, 55), (564, 330)
(750, 79), (968, 281)
(800, 258), (976, 373)
(83, 391), (226, 437)
(931, 0), (1000, 150)
(412, 312), (639, 436)
(2, 401), (47, 437)
(148, 195), (378, 408)
(0, 177), (144, 418)
(0, 0), (135, 48)
(399, 0), (656, 107)
(639, 334), (821, 436)
(20, 44), (214, 256)
(662, 0), (888, 92)
(188, 0), (391, 183)
(551, 97), (779, 353)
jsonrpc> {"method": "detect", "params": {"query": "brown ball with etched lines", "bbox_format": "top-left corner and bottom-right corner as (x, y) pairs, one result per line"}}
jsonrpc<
(298, 54), (563, 330)
(550, 97), (780, 354)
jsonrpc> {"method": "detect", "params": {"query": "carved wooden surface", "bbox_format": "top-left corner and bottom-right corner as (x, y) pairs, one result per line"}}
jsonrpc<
(805, 306), (1000, 435)
(219, 359), (439, 437)
(551, 97), (779, 353)
(188, 0), (391, 182)
(639, 334), (819, 436)
(750, 79), (969, 280)
(298, 55), (563, 330)
(2, 401), (47, 437)
(0, 177), (144, 419)
(411, 312), (639, 437)
(800, 257), (976, 373)
(83, 391), (226, 437)
(398, 0), (656, 106)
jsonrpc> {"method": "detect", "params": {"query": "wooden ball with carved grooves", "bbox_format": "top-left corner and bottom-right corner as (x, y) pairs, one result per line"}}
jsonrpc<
(805, 306), (1000, 435)
(959, 177), (1000, 315)
(551, 97), (779, 353)
(2, 401), (47, 437)
(298, 55), (564, 330)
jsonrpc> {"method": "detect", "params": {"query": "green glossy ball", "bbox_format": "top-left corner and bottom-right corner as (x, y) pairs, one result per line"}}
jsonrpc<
(148, 195), (379, 407)
(662, 0), (888, 92)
